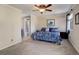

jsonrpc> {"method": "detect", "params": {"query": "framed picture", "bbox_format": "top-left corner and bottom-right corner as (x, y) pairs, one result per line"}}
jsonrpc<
(75, 13), (79, 25)
(47, 19), (55, 27)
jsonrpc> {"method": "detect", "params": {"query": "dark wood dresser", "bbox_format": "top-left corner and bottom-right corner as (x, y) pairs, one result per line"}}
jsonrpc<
(60, 32), (68, 39)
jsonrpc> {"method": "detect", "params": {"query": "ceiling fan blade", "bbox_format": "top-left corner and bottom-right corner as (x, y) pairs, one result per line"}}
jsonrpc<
(46, 9), (52, 12)
(46, 4), (52, 8)
(35, 4), (46, 8)
(34, 5), (38, 7)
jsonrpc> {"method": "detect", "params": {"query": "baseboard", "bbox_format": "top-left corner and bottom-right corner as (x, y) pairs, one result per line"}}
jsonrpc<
(0, 40), (22, 51)
(68, 39), (79, 53)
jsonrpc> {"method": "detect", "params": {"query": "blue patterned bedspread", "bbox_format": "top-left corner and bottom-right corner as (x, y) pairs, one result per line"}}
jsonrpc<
(31, 31), (62, 43)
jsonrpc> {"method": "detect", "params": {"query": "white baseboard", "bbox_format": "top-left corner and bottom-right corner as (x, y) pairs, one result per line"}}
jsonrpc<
(0, 40), (22, 51)
(69, 38), (79, 53)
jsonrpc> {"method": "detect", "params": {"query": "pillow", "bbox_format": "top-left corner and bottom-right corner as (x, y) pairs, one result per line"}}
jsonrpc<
(36, 30), (40, 32)
(46, 28), (49, 32)
(49, 28), (58, 32)
(41, 28), (46, 32)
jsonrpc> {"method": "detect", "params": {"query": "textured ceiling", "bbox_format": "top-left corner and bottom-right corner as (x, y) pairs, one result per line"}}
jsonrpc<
(9, 4), (72, 16)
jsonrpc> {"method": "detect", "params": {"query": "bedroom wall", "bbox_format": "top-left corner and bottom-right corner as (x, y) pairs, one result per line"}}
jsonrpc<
(30, 14), (66, 34)
(0, 5), (22, 50)
(35, 15), (47, 30)
(36, 14), (66, 32)
(31, 14), (38, 33)
(69, 4), (79, 53)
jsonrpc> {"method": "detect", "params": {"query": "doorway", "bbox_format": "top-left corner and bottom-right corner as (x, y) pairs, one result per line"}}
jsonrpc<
(21, 16), (31, 39)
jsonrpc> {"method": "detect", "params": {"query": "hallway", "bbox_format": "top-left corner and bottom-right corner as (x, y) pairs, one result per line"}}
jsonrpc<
(0, 38), (78, 55)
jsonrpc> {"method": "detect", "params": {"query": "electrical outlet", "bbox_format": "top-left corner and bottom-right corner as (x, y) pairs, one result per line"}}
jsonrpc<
(11, 39), (14, 42)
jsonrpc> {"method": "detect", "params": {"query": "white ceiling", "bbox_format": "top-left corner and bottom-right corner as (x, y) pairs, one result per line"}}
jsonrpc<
(9, 4), (72, 16)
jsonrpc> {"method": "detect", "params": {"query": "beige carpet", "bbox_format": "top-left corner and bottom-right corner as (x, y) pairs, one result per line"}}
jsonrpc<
(0, 38), (78, 55)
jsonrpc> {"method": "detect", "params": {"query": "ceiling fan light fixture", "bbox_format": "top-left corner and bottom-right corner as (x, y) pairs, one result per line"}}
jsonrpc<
(33, 4), (52, 14)
(39, 9), (45, 12)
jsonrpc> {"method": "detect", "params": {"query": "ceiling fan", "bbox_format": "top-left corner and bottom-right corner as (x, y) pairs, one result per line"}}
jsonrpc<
(33, 4), (52, 14)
